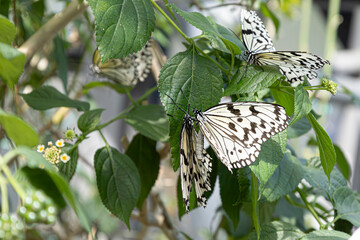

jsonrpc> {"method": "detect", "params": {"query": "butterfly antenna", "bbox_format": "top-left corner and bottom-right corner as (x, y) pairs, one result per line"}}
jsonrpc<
(164, 93), (188, 115)
(167, 113), (181, 123)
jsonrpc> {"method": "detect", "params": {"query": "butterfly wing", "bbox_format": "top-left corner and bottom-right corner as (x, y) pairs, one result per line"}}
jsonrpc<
(255, 51), (330, 83)
(180, 117), (212, 212)
(195, 102), (289, 171)
(240, 9), (276, 55)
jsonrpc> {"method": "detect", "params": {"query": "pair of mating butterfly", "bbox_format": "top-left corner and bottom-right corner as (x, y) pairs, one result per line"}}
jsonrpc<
(175, 9), (330, 211)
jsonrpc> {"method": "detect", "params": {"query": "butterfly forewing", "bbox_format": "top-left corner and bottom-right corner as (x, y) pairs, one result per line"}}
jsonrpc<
(240, 9), (329, 84)
(194, 102), (289, 171)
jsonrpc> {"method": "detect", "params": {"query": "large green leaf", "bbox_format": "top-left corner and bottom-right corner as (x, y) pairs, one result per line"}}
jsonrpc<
(83, 81), (133, 94)
(250, 130), (287, 186)
(219, 165), (241, 229)
(94, 146), (140, 228)
(290, 85), (312, 125)
(0, 15), (15, 44)
(88, 0), (154, 62)
(304, 166), (347, 198)
(303, 230), (350, 239)
(0, 110), (38, 147)
(287, 117), (312, 138)
(259, 151), (304, 202)
(306, 113), (336, 181)
(333, 187), (360, 227)
(58, 144), (78, 181)
(271, 87), (294, 116)
(20, 85), (90, 111)
(125, 134), (160, 209)
(158, 46), (222, 170)
(125, 104), (169, 142)
(0, 42), (25, 89)
(248, 221), (304, 240)
(224, 65), (282, 96)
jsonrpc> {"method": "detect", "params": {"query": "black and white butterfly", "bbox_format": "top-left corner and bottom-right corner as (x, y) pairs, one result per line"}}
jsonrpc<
(193, 102), (289, 172)
(90, 41), (152, 86)
(241, 9), (330, 84)
(167, 95), (212, 212)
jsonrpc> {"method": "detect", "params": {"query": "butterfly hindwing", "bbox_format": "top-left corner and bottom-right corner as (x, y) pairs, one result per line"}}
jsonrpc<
(194, 102), (289, 171)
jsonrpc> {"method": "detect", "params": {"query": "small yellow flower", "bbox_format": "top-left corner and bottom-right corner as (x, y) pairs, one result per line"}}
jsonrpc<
(39, 164), (45, 169)
(43, 146), (61, 164)
(55, 139), (65, 148)
(37, 145), (45, 153)
(48, 141), (53, 146)
(60, 153), (71, 163)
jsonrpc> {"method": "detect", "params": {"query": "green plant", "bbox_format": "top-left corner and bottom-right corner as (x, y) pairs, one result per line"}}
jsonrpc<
(0, 0), (357, 239)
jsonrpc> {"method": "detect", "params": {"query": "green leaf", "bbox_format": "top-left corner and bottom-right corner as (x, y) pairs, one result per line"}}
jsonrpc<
(287, 117), (312, 138)
(0, 2), (10, 17)
(170, 4), (242, 54)
(260, 3), (280, 34)
(251, 172), (260, 238)
(0, 42), (25, 89)
(77, 109), (104, 133)
(333, 187), (360, 226)
(259, 151), (304, 202)
(303, 166), (347, 198)
(334, 145), (351, 181)
(19, 167), (66, 208)
(94, 146), (140, 228)
(158, 46), (222, 170)
(224, 65), (282, 96)
(83, 81), (133, 94)
(219, 165), (241, 229)
(303, 230), (351, 240)
(58, 144), (78, 181)
(248, 221), (304, 240)
(88, 0), (154, 62)
(306, 113), (336, 180)
(125, 134), (160, 209)
(270, 87), (294, 116)
(53, 35), (68, 94)
(125, 104), (169, 142)
(0, 110), (38, 147)
(290, 86), (312, 125)
(250, 130), (287, 186)
(0, 15), (15, 44)
(20, 85), (90, 111)
(177, 175), (196, 218)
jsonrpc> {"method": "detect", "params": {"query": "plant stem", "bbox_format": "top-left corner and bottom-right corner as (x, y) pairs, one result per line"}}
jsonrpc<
(0, 175), (9, 214)
(297, 187), (325, 229)
(163, 0), (181, 27)
(284, 195), (307, 209)
(2, 165), (26, 199)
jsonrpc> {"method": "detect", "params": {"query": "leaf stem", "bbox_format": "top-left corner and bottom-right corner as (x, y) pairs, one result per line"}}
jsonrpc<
(150, 0), (192, 42)
(284, 195), (307, 209)
(0, 175), (9, 214)
(195, 46), (229, 73)
(251, 171), (260, 239)
(296, 187), (325, 229)
(2, 165), (27, 199)
(324, 215), (341, 228)
(163, 0), (182, 27)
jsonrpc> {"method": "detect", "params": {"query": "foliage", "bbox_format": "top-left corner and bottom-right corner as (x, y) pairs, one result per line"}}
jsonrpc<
(0, 0), (357, 239)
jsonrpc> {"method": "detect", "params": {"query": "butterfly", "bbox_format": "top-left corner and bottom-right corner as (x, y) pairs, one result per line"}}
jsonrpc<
(89, 41), (152, 86)
(180, 114), (212, 211)
(240, 9), (330, 84)
(193, 102), (289, 172)
(166, 94), (212, 212)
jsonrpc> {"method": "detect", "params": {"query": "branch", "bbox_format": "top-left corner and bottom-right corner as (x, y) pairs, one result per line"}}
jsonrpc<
(18, 0), (89, 65)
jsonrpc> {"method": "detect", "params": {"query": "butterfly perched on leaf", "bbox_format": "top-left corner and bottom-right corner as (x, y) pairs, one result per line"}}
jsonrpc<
(89, 41), (152, 87)
(167, 94), (212, 212)
(240, 9), (330, 85)
(193, 102), (289, 172)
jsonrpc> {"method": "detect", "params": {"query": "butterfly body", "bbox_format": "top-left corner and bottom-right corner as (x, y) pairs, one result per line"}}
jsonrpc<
(241, 10), (329, 84)
(193, 102), (289, 172)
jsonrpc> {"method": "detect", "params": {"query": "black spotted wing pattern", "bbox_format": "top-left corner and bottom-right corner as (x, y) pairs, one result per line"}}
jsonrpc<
(240, 9), (330, 84)
(194, 102), (289, 172)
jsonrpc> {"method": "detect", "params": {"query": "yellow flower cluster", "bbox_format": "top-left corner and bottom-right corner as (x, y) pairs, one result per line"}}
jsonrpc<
(36, 139), (70, 166)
